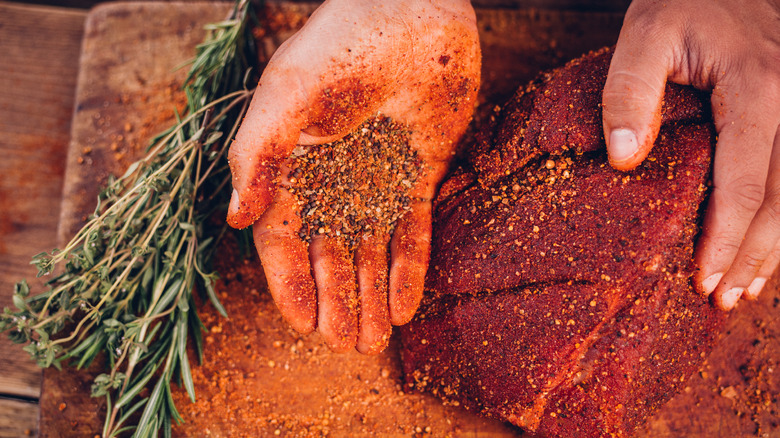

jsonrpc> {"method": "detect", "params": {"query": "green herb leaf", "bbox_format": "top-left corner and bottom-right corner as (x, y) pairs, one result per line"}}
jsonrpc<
(1, 0), (262, 435)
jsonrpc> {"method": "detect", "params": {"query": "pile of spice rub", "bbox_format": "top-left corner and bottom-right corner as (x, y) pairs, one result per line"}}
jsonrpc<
(287, 115), (423, 248)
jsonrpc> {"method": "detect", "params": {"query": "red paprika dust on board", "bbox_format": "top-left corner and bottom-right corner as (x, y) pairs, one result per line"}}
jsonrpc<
(287, 115), (422, 249)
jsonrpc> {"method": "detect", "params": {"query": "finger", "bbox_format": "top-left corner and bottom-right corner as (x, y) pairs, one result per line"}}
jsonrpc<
(602, 21), (671, 171)
(227, 64), (309, 229)
(748, 127), (780, 300)
(389, 200), (432, 325)
(383, 135), (445, 327)
(253, 190), (317, 333)
(694, 79), (779, 308)
(354, 233), (392, 355)
(746, 240), (780, 300)
(309, 235), (359, 352)
(712, 124), (780, 307)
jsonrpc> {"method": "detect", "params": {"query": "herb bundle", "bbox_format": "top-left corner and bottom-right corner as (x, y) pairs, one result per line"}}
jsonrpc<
(0, 0), (260, 436)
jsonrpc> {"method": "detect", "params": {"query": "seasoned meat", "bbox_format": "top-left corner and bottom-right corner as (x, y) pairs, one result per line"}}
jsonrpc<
(399, 48), (726, 437)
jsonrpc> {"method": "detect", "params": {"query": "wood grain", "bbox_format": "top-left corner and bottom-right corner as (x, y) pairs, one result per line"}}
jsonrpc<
(41, 3), (232, 436)
(57, 1), (232, 241)
(0, 398), (38, 438)
(47, 3), (626, 436)
(35, 1), (780, 437)
(0, 1), (86, 401)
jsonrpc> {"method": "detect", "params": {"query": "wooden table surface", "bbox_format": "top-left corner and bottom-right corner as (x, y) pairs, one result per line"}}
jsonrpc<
(0, 4), (86, 436)
(0, 1), (777, 437)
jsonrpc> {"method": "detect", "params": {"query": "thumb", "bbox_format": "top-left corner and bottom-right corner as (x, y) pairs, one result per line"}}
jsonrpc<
(602, 39), (671, 171)
(227, 67), (308, 229)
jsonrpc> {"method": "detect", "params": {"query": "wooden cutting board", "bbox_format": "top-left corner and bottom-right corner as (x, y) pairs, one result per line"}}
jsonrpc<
(43, 1), (780, 436)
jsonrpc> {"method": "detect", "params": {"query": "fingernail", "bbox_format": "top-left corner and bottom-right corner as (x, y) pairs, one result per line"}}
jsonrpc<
(720, 287), (744, 309)
(229, 189), (240, 213)
(701, 272), (723, 295)
(746, 277), (767, 299)
(608, 129), (639, 163)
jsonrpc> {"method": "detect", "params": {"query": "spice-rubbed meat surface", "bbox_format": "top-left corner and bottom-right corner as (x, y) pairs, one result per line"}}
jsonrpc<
(399, 48), (727, 437)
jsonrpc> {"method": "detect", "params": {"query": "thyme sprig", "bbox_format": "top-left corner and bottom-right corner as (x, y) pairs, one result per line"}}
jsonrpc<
(0, 0), (261, 436)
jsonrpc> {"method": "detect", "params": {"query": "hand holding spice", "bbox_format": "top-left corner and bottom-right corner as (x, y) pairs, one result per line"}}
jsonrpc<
(603, 0), (780, 310)
(226, 0), (481, 353)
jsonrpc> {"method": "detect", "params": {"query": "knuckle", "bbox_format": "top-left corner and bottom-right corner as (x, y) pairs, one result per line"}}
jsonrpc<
(622, 3), (666, 37)
(751, 68), (780, 111)
(763, 188), (780, 224)
(226, 145), (240, 163)
(739, 251), (766, 272)
(602, 71), (663, 107)
(758, 44), (780, 84)
(765, 69), (780, 97)
(621, 2), (687, 51)
(711, 234), (742, 254)
(227, 145), (251, 168)
(254, 227), (280, 240)
(717, 178), (766, 214)
(766, 246), (780, 270)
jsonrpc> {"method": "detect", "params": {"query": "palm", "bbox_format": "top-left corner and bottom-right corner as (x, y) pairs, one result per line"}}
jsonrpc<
(227, 0), (480, 353)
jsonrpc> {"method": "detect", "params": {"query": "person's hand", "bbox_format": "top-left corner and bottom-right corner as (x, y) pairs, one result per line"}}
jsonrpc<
(227, 0), (480, 353)
(602, 0), (780, 310)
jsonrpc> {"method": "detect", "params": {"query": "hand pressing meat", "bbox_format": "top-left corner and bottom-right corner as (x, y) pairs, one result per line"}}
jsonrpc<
(602, 0), (780, 310)
(228, 0), (776, 355)
(401, 48), (727, 437)
(226, 0), (480, 353)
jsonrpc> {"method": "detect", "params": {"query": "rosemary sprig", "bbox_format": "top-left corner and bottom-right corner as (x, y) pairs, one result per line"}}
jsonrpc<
(0, 1), (261, 436)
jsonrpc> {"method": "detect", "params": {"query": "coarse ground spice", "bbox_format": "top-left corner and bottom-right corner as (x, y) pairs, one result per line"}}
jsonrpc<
(54, 9), (780, 434)
(170, 235), (518, 437)
(287, 115), (423, 249)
